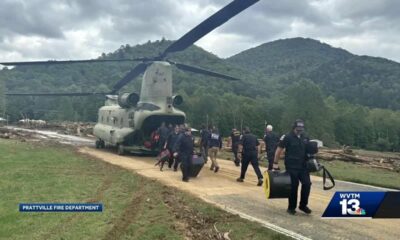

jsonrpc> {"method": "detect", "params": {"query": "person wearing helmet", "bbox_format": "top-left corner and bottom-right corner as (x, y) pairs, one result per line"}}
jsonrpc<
(274, 119), (312, 215)
(263, 124), (279, 170)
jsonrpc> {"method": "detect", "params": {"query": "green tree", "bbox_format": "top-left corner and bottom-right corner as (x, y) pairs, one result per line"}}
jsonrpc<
(0, 78), (5, 117)
(280, 79), (335, 145)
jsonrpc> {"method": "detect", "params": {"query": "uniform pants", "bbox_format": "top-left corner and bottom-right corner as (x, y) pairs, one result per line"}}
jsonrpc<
(201, 144), (209, 163)
(286, 169), (312, 210)
(158, 138), (167, 154)
(240, 151), (263, 179)
(181, 154), (192, 180)
(167, 147), (174, 168)
(208, 147), (219, 168)
(173, 155), (181, 170)
(232, 144), (240, 164)
(267, 152), (275, 170)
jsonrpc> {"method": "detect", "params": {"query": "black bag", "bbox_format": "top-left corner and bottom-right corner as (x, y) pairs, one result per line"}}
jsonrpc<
(306, 158), (335, 190)
(306, 141), (319, 155)
(306, 158), (322, 172)
(190, 154), (204, 177)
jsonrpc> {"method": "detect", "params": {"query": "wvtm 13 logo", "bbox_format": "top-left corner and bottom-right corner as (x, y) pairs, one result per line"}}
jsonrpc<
(322, 191), (400, 219)
(339, 193), (366, 216)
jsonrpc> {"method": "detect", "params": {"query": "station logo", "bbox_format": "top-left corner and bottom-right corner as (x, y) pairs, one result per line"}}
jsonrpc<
(322, 191), (400, 219)
(338, 193), (366, 216)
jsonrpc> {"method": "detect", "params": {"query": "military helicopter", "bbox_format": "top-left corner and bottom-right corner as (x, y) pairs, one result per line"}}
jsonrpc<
(1, 0), (260, 155)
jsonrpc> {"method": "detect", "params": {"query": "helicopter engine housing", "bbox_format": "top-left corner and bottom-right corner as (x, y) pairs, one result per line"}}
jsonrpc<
(172, 95), (183, 106)
(118, 93), (139, 108)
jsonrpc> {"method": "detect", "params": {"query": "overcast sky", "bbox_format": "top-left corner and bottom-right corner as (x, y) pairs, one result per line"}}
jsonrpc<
(0, 0), (399, 62)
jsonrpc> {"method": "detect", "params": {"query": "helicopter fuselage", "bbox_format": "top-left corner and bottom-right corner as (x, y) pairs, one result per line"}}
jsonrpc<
(93, 61), (185, 154)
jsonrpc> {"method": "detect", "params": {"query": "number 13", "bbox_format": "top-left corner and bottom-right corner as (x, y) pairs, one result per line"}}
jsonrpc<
(339, 199), (360, 215)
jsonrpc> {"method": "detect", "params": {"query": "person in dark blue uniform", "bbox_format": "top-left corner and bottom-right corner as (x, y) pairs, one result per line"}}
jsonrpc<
(230, 128), (241, 166)
(165, 125), (181, 169)
(157, 122), (169, 154)
(173, 127), (194, 182)
(199, 125), (210, 164)
(274, 119), (312, 215)
(236, 127), (263, 186)
(263, 124), (279, 170)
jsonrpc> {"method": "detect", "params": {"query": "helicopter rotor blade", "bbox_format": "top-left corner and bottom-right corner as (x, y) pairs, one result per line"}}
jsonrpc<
(110, 62), (148, 94)
(171, 61), (240, 81)
(0, 58), (146, 66)
(160, 0), (259, 58)
(5, 92), (109, 96)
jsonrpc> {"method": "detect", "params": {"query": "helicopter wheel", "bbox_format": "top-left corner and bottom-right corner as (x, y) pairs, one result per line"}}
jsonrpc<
(117, 144), (125, 155)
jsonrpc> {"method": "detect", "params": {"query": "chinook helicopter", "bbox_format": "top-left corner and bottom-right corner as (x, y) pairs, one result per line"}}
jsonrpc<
(1, 0), (260, 155)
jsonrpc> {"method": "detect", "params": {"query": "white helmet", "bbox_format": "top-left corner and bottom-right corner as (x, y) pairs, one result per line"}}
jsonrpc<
(266, 124), (273, 131)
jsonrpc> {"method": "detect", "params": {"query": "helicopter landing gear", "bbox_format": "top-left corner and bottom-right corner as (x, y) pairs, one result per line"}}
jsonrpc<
(117, 144), (125, 155)
(95, 139), (105, 149)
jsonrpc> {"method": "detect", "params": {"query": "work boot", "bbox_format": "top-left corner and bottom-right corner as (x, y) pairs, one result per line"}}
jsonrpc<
(214, 166), (219, 173)
(299, 206), (312, 214)
(234, 161), (240, 167)
(236, 177), (244, 182)
(210, 166), (214, 171)
(257, 179), (263, 186)
(182, 178), (189, 182)
(287, 209), (296, 215)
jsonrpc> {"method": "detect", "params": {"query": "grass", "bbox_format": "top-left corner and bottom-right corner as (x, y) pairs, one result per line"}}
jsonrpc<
(0, 139), (288, 240)
(314, 160), (400, 190)
(219, 149), (400, 190)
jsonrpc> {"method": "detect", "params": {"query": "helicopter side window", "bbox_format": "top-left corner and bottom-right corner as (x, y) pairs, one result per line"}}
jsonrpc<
(113, 117), (117, 125)
(101, 116), (104, 123)
(107, 116), (109, 123)
(120, 118), (124, 127)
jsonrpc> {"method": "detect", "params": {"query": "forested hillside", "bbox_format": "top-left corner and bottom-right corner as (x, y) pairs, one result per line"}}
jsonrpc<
(228, 37), (400, 110)
(1, 38), (400, 151)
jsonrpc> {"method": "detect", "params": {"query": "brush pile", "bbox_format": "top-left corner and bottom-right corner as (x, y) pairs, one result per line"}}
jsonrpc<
(317, 148), (400, 172)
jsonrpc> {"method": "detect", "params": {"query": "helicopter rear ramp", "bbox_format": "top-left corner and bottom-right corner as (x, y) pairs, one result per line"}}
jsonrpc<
(80, 147), (400, 240)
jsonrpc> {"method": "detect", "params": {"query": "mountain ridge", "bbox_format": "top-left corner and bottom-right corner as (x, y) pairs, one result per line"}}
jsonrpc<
(227, 37), (400, 110)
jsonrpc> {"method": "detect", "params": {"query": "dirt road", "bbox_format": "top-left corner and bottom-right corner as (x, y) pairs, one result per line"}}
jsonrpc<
(80, 147), (399, 240)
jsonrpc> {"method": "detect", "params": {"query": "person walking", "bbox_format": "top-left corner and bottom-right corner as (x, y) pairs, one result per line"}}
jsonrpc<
(236, 127), (263, 186)
(230, 128), (241, 166)
(173, 127), (194, 182)
(157, 122), (169, 154)
(274, 119), (312, 215)
(199, 124), (210, 163)
(165, 125), (181, 169)
(208, 127), (222, 173)
(263, 124), (279, 170)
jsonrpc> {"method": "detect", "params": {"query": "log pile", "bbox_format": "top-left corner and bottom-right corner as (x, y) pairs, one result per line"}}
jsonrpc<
(0, 127), (34, 141)
(15, 121), (94, 137)
(53, 122), (94, 137)
(317, 148), (400, 172)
